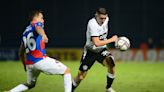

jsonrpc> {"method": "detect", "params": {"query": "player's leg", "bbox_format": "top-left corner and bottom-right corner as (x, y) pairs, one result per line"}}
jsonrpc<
(34, 57), (72, 92)
(97, 49), (116, 92)
(72, 70), (87, 91)
(104, 56), (116, 92)
(63, 67), (72, 92)
(72, 49), (97, 92)
(9, 65), (40, 92)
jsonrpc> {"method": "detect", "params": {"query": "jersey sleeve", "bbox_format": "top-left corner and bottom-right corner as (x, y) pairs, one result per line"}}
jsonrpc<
(88, 20), (99, 37)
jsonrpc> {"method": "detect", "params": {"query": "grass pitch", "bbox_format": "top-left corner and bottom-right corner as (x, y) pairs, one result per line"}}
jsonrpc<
(0, 61), (164, 92)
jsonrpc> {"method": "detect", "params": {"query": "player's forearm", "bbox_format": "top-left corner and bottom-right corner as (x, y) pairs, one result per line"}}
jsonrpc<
(92, 37), (113, 47)
(95, 35), (117, 46)
(36, 26), (46, 36)
(19, 53), (25, 62)
(18, 44), (25, 59)
(19, 43), (26, 71)
(94, 39), (114, 47)
(19, 53), (26, 71)
(19, 51), (26, 64)
(20, 56), (26, 71)
(36, 26), (48, 43)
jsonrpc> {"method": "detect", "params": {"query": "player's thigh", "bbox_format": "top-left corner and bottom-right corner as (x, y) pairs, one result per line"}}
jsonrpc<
(26, 65), (40, 84)
(103, 56), (115, 68)
(34, 57), (67, 75)
(79, 49), (97, 71)
(97, 49), (115, 67)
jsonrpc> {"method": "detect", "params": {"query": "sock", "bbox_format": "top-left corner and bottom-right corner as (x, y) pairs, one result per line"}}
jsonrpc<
(64, 73), (72, 92)
(10, 84), (28, 92)
(106, 73), (115, 89)
(72, 79), (78, 92)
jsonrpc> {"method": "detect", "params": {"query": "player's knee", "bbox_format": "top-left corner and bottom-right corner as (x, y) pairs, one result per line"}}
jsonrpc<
(106, 56), (115, 67)
(64, 68), (71, 74)
(24, 81), (36, 89)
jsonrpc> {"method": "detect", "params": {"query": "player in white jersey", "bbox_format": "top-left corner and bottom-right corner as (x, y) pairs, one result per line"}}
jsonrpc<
(72, 8), (118, 92)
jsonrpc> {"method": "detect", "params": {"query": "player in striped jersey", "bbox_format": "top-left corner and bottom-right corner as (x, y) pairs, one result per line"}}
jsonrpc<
(7, 10), (72, 92)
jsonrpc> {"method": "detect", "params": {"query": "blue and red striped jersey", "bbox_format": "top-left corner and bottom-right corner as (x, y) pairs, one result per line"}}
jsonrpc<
(22, 22), (46, 64)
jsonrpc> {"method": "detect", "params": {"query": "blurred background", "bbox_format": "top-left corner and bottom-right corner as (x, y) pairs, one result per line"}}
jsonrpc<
(0, 0), (164, 61)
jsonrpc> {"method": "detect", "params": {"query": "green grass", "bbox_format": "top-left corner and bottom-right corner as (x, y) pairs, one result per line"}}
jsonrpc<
(0, 61), (164, 92)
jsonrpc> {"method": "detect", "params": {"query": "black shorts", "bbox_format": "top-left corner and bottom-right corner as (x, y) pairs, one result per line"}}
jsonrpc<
(79, 48), (113, 71)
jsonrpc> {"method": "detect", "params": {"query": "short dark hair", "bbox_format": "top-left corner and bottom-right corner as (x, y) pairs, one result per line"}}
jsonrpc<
(96, 7), (107, 15)
(29, 10), (43, 21)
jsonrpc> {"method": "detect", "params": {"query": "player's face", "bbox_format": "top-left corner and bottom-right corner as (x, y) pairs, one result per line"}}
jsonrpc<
(38, 13), (44, 23)
(96, 14), (107, 25)
(34, 13), (44, 23)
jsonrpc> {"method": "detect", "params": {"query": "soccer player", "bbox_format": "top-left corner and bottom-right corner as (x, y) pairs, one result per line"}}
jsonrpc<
(72, 8), (118, 92)
(7, 10), (72, 92)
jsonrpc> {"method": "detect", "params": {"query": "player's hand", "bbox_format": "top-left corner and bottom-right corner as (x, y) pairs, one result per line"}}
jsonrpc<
(42, 34), (48, 43)
(111, 35), (118, 42)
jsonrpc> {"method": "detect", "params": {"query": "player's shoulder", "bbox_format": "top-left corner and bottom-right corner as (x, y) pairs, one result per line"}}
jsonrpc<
(23, 25), (32, 35)
(88, 17), (96, 24)
(88, 17), (97, 27)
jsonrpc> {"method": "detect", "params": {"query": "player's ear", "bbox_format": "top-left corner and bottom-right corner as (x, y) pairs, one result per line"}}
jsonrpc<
(95, 12), (98, 17)
(106, 14), (108, 17)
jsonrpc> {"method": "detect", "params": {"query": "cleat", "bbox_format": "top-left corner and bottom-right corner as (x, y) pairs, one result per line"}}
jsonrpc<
(106, 88), (116, 92)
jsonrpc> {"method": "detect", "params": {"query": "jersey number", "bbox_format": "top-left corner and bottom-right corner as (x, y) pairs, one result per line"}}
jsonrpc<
(23, 33), (36, 53)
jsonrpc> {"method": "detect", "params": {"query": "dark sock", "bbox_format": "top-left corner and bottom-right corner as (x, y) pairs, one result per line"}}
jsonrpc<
(72, 79), (79, 92)
(106, 76), (114, 89)
(71, 83), (77, 92)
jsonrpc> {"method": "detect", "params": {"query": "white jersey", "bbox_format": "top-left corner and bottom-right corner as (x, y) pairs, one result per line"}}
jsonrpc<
(85, 17), (109, 52)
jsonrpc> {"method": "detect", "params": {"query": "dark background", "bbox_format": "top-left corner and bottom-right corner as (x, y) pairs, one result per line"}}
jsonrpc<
(0, 0), (164, 48)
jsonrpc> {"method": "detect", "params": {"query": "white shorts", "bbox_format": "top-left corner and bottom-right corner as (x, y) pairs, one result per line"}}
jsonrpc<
(26, 57), (67, 84)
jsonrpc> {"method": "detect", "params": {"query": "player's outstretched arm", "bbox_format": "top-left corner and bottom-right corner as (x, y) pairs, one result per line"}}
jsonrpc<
(92, 35), (118, 47)
(35, 26), (48, 43)
(18, 43), (26, 72)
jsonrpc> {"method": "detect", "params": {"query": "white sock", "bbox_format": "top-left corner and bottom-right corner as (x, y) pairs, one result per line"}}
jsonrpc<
(72, 79), (77, 86)
(107, 73), (115, 79)
(64, 73), (72, 92)
(10, 84), (28, 92)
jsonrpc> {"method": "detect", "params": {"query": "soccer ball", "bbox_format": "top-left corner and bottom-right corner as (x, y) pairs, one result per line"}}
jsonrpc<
(115, 36), (130, 51)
